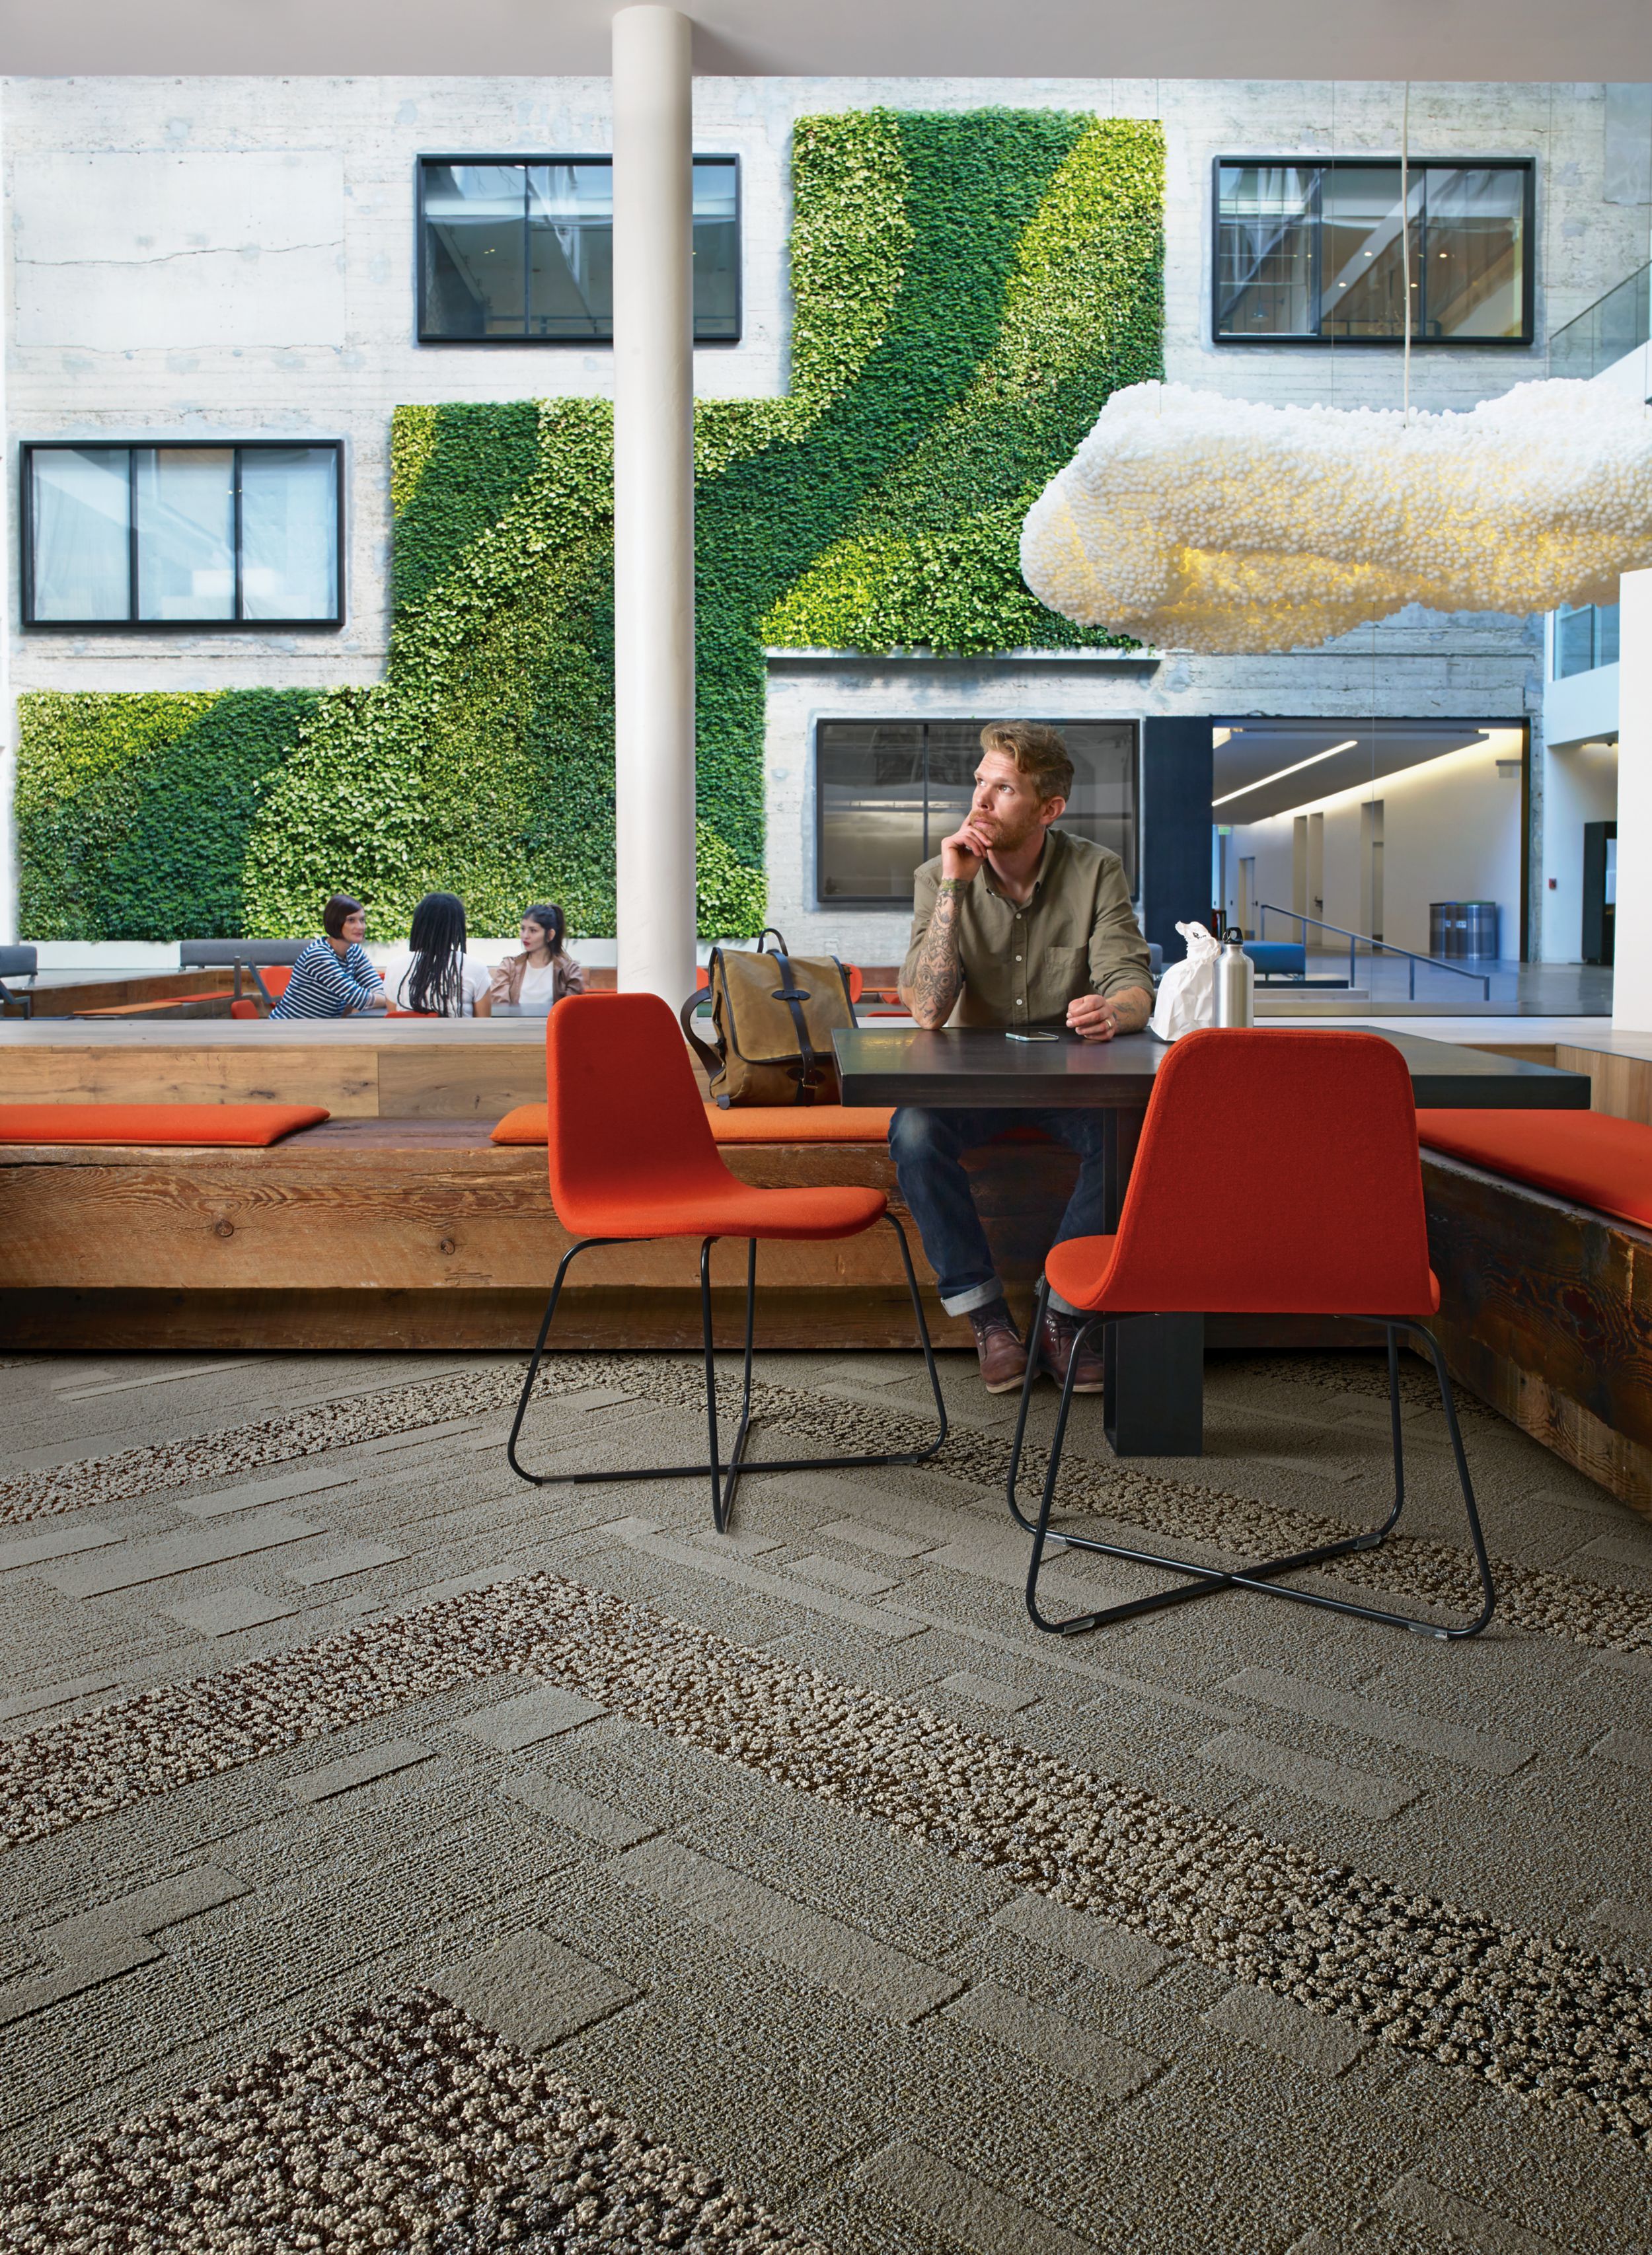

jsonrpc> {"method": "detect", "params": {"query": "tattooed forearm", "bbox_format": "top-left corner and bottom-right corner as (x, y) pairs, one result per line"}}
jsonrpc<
(899, 883), (967, 1029)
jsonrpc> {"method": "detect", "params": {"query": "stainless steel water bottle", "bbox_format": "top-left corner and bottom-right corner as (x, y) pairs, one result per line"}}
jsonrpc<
(1215, 928), (1256, 1027)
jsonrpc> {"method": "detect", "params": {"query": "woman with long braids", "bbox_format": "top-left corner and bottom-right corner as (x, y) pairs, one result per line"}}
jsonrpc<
(487, 903), (584, 1014)
(384, 892), (493, 1017)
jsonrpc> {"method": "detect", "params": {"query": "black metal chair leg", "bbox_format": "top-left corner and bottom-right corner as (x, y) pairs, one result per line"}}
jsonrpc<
(507, 1214), (948, 1534)
(1009, 1306), (1497, 1641)
(1006, 1277), (1050, 1536)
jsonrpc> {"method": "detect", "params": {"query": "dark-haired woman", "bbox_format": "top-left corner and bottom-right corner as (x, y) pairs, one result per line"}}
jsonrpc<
(383, 892), (492, 1017)
(488, 904), (584, 1014)
(271, 895), (387, 1018)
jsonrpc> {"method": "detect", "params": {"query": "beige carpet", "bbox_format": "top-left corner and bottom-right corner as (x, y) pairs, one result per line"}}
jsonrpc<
(1, 1341), (1650, 2252)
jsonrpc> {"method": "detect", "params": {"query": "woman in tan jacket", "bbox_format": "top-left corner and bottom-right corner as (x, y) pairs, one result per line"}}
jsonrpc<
(488, 903), (585, 1014)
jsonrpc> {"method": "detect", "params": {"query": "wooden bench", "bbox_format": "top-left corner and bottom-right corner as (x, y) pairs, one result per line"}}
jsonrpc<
(0, 1115), (1087, 1354)
(1421, 1135), (1652, 1513)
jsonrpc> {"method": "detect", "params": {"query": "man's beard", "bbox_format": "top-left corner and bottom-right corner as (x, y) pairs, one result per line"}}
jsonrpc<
(981, 805), (1044, 854)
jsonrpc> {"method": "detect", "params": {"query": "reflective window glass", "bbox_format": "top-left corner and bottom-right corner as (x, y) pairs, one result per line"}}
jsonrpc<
(421, 156), (739, 344)
(28, 449), (130, 621)
(1320, 167), (1421, 340)
(1596, 603), (1621, 669)
(135, 448), (235, 621)
(1216, 166), (1317, 337)
(25, 444), (343, 629)
(1556, 605), (1598, 678)
(1215, 159), (1528, 344)
(816, 721), (1138, 905)
(241, 448), (339, 620)
(1423, 167), (1525, 339)
(423, 165), (527, 339)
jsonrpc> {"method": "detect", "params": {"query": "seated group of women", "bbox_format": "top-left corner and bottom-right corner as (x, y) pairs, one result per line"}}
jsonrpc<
(271, 893), (585, 1020)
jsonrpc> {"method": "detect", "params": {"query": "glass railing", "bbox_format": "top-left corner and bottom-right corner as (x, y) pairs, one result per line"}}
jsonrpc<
(1550, 261), (1651, 381)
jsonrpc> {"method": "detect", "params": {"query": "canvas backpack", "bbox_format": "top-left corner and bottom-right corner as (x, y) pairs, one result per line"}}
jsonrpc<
(679, 928), (858, 1106)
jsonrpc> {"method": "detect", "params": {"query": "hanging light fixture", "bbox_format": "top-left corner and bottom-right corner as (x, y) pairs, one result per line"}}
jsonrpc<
(1020, 377), (1652, 656)
(1022, 83), (1652, 655)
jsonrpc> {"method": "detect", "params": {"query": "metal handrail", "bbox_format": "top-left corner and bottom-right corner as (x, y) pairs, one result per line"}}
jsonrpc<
(1256, 905), (1491, 1002)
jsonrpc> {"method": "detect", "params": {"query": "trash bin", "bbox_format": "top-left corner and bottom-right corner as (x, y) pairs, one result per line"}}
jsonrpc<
(1430, 901), (1500, 960)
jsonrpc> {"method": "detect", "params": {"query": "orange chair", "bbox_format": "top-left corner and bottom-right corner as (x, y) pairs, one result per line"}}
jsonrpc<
(1006, 1029), (1494, 1642)
(507, 992), (946, 1530)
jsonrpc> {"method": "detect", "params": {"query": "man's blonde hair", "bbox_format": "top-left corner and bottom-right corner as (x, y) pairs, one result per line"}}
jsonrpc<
(979, 721), (1074, 805)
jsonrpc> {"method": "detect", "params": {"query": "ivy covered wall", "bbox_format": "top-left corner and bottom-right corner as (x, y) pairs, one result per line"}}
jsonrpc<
(16, 110), (1163, 943)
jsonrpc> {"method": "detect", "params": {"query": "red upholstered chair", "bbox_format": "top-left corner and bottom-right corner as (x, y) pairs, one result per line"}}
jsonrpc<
(1006, 1029), (1494, 1642)
(507, 991), (946, 1530)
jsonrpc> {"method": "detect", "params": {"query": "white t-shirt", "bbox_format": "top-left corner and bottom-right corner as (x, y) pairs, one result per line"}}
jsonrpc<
(383, 953), (491, 1016)
(516, 959), (559, 1010)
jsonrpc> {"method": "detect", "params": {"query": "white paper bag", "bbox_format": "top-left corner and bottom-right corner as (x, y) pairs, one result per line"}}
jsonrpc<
(1148, 921), (1220, 1042)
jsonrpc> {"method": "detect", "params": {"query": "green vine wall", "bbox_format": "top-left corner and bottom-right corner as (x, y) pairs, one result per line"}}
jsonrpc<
(16, 110), (1163, 943)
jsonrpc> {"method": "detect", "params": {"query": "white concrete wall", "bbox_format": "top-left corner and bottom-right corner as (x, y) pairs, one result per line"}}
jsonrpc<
(1222, 731), (1526, 965)
(1540, 736), (1618, 963)
(1613, 570), (1652, 1031)
(2, 73), (1639, 943)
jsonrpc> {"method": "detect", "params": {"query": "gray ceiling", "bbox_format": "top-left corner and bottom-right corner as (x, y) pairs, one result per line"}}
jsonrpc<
(1211, 720), (1509, 824)
(4, 0), (1649, 79)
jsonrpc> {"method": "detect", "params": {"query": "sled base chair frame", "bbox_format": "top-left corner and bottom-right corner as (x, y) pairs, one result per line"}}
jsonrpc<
(507, 1217), (947, 1535)
(1006, 1278), (1495, 1643)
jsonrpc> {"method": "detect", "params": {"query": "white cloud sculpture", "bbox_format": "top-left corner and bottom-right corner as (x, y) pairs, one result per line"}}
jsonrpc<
(1020, 378), (1652, 653)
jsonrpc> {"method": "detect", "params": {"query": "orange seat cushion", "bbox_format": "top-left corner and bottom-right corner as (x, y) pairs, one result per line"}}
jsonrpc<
(1418, 1108), (1652, 1232)
(0, 1103), (330, 1147)
(491, 1101), (895, 1147)
(491, 1103), (550, 1145)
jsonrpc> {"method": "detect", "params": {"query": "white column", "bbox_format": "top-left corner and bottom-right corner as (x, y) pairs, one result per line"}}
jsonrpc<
(611, 3), (696, 1005)
(1612, 569), (1652, 1031)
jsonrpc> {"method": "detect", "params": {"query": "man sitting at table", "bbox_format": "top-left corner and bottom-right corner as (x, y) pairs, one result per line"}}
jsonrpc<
(895, 721), (1154, 1395)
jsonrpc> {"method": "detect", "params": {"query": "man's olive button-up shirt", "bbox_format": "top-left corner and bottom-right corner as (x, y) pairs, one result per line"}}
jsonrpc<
(900, 827), (1152, 1031)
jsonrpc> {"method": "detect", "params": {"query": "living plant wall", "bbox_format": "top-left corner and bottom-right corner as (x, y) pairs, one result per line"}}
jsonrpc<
(17, 110), (1164, 942)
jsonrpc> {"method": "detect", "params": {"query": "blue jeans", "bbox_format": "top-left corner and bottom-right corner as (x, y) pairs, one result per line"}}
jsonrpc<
(889, 1106), (1113, 1319)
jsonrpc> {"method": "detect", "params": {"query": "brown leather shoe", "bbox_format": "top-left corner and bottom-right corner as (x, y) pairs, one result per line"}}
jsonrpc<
(969, 1301), (1028, 1394)
(1039, 1308), (1106, 1394)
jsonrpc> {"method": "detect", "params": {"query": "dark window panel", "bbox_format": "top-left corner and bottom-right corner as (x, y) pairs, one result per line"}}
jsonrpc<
(1216, 164), (1317, 337)
(1214, 158), (1529, 346)
(424, 163), (529, 338)
(420, 155), (739, 344)
(816, 719), (1139, 905)
(1596, 602), (1620, 669)
(1423, 166), (1525, 340)
(24, 442), (344, 632)
(1320, 166), (1420, 340)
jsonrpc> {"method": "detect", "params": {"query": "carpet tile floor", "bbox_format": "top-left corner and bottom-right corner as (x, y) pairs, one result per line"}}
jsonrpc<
(1, 1341), (1651, 2251)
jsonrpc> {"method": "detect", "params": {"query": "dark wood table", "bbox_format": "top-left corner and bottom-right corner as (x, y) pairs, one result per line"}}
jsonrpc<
(834, 1025), (1590, 1458)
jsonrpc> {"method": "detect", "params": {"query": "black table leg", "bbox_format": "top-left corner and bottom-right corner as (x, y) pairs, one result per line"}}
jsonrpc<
(1098, 1106), (1204, 1457)
(1104, 1314), (1205, 1456)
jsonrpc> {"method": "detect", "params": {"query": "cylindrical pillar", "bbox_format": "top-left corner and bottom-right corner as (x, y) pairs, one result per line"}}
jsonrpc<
(611, 2), (696, 1004)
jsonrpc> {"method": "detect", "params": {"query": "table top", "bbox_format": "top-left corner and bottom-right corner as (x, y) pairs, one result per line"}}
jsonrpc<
(833, 1025), (1591, 1110)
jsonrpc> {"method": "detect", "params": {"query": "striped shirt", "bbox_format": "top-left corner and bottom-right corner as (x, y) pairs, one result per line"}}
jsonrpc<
(269, 939), (383, 1019)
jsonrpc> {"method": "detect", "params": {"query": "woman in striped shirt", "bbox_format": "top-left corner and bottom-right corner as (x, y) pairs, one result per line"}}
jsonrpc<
(270, 895), (387, 1019)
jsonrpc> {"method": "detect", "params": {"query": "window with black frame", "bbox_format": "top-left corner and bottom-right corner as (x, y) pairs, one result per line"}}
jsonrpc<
(816, 720), (1139, 906)
(1214, 159), (1532, 344)
(418, 157), (740, 343)
(22, 443), (343, 629)
(1554, 600), (1621, 679)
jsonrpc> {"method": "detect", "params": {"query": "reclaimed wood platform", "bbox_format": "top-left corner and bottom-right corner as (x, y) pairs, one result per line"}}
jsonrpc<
(0, 1116), (1094, 1354)
(1422, 1148), (1652, 1512)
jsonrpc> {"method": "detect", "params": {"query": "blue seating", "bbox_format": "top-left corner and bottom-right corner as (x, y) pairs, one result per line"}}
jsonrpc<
(1242, 941), (1306, 979)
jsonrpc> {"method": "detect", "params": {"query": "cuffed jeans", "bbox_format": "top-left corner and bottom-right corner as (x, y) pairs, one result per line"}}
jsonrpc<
(889, 1105), (1112, 1319)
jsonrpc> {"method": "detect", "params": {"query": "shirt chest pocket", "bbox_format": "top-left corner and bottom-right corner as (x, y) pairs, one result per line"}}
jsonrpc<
(1041, 943), (1088, 994)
